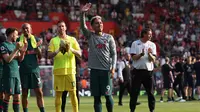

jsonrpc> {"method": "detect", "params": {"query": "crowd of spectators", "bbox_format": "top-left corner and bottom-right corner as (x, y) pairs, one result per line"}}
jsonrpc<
(0, 0), (200, 92)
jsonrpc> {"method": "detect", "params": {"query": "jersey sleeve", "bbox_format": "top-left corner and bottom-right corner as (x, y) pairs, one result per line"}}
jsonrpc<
(48, 39), (55, 52)
(0, 44), (8, 55)
(129, 41), (137, 54)
(152, 43), (157, 56)
(72, 38), (81, 51)
(109, 35), (117, 69)
(117, 61), (125, 81)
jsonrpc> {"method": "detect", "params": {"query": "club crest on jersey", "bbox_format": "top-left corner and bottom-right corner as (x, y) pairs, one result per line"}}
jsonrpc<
(96, 44), (105, 49)
(0, 46), (5, 50)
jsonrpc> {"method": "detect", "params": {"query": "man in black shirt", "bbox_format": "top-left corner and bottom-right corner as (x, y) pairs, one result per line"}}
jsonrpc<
(160, 57), (174, 102)
(183, 56), (194, 100)
(173, 56), (186, 101)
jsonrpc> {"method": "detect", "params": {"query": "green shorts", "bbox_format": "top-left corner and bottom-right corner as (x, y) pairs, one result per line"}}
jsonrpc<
(3, 77), (21, 95)
(90, 69), (112, 96)
(0, 78), (3, 92)
(20, 72), (42, 89)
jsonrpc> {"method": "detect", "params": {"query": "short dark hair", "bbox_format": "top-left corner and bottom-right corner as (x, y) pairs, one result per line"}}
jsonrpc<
(90, 15), (102, 25)
(57, 20), (66, 25)
(5, 27), (18, 37)
(140, 28), (151, 38)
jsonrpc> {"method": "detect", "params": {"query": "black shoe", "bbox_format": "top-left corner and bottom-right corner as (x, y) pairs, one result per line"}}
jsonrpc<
(167, 98), (173, 102)
(160, 97), (164, 102)
(191, 97), (197, 100)
(172, 97), (175, 101)
(118, 102), (123, 106)
(150, 110), (155, 112)
(136, 102), (141, 105)
(167, 99), (173, 102)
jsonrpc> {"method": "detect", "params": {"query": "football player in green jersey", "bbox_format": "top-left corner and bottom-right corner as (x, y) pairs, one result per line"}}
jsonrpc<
(0, 28), (27, 112)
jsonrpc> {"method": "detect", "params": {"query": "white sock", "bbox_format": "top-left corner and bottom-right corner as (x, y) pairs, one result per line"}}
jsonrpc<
(198, 95), (200, 99)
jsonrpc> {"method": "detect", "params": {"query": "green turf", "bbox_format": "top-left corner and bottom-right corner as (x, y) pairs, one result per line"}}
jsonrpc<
(8, 96), (200, 112)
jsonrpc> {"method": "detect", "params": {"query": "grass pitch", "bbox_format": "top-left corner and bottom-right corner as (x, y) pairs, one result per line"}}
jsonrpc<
(8, 96), (200, 112)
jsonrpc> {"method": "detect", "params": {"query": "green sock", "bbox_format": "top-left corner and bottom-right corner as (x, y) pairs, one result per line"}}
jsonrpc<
(0, 99), (3, 112)
(105, 96), (114, 112)
(40, 107), (45, 112)
(3, 100), (9, 112)
(23, 108), (28, 112)
(13, 100), (20, 112)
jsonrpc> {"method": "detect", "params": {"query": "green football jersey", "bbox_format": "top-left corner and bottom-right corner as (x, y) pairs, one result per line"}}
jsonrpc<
(17, 37), (40, 74)
(0, 42), (20, 78)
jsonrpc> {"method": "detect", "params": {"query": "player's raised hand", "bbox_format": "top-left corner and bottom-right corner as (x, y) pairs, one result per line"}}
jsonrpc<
(81, 3), (92, 12)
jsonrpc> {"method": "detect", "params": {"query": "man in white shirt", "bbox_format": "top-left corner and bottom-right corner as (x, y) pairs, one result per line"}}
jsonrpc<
(129, 28), (156, 112)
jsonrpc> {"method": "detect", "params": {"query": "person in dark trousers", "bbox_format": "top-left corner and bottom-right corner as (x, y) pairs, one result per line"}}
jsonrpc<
(80, 3), (117, 112)
(160, 57), (174, 102)
(190, 57), (197, 100)
(183, 56), (195, 101)
(1, 28), (27, 112)
(173, 56), (186, 102)
(61, 57), (81, 112)
(18, 23), (46, 112)
(117, 53), (141, 106)
(129, 28), (156, 112)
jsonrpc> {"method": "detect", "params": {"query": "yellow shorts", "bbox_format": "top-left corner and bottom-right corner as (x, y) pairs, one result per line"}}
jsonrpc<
(54, 74), (76, 91)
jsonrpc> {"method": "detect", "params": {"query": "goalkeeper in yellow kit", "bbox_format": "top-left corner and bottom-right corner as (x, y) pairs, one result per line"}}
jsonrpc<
(48, 20), (81, 112)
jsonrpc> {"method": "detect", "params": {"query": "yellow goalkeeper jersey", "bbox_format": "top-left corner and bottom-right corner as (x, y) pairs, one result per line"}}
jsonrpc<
(48, 35), (80, 75)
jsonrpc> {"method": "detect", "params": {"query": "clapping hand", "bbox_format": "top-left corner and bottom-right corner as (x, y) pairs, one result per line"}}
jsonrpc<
(59, 40), (68, 55)
(140, 48), (145, 56)
(37, 39), (43, 47)
(20, 40), (28, 52)
(16, 42), (23, 50)
(65, 41), (70, 52)
(59, 46), (67, 55)
(148, 48), (152, 54)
